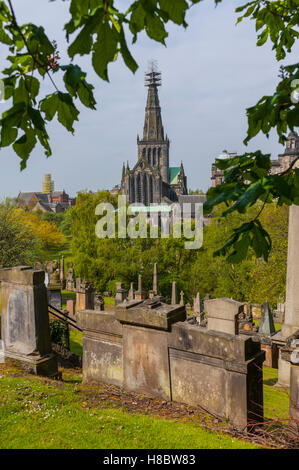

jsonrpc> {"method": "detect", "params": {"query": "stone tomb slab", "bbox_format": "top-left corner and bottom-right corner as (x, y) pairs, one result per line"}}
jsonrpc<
(123, 324), (171, 400)
(76, 310), (123, 387)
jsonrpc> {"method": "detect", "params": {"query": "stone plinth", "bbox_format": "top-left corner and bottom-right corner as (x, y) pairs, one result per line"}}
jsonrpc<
(76, 310), (123, 386)
(0, 266), (58, 377)
(280, 331), (299, 429)
(276, 205), (299, 387)
(205, 298), (244, 335)
(260, 339), (279, 369)
(66, 299), (75, 317)
(47, 284), (62, 310)
(168, 322), (264, 429)
(116, 298), (186, 400)
(78, 298), (264, 430)
(115, 298), (186, 331)
(76, 280), (95, 310)
(115, 282), (127, 306)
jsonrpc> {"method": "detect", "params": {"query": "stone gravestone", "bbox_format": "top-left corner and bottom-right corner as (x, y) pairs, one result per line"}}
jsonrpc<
(94, 293), (105, 311)
(46, 260), (62, 310)
(258, 301), (278, 368)
(0, 266), (58, 376)
(281, 330), (299, 430)
(66, 262), (75, 291)
(171, 281), (178, 305)
(205, 298), (244, 335)
(115, 298), (186, 400)
(128, 282), (134, 301)
(134, 275), (146, 300)
(76, 279), (95, 311)
(273, 204), (299, 387)
(66, 299), (75, 318)
(115, 282), (127, 306)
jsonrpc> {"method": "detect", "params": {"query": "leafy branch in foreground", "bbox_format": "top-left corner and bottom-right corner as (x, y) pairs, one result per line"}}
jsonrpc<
(0, 0), (209, 168)
(204, 150), (299, 262)
(203, 0), (299, 263)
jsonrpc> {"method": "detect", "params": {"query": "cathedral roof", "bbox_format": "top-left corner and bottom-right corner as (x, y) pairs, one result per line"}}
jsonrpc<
(168, 167), (181, 185)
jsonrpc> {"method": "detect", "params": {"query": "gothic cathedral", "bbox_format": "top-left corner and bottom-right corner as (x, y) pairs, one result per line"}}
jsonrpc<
(121, 67), (187, 205)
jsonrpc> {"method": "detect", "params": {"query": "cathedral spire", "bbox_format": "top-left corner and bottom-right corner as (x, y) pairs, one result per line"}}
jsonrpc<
(143, 62), (164, 141)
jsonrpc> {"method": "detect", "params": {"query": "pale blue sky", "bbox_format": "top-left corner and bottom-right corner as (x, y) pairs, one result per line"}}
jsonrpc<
(0, 0), (298, 198)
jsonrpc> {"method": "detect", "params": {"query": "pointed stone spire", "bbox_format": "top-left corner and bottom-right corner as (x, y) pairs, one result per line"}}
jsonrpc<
(171, 281), (177, 305)
(153, 262), (158, 295)
(122, 162), (126, 178)
(134, 274), (146, 300)
(194, 292), (201, 315)
(180, 291), (185, 306)
(59, 255), (64, 283)
(259, 301), (276, 336)
(143, 64), (164, 141)
(128, 282), (134, 300)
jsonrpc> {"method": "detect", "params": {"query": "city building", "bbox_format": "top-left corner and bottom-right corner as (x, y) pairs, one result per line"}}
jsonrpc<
(18, 174), (76, 212)
(211, 131), (299, 186)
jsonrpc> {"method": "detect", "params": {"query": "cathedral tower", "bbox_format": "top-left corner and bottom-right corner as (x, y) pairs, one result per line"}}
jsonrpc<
(137, 64), (169, 184)
(121, 64), (187, 205)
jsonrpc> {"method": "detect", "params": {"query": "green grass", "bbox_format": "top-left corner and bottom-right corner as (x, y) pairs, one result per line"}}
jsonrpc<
(263, 367), (289, 420)
(70, 330), (83, 356)
(254, 319), (281, 332)
(62, 290), (76, 301)
(0, 364), (257, 449)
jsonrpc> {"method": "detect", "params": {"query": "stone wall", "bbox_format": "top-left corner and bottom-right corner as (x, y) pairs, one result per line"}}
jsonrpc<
(0, 266), (58, 377)
(77, 298), (265, 429)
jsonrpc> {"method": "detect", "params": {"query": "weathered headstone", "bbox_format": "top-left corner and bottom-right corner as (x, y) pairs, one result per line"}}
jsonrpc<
(60, 255), (65, 289)
(274, 204), (299, 386)
(47, 261), (62, 309)
(115, 298), (186, 400)
(281, 330), (299, 429)
(258, 302), (278, 368)
(259, 301), (276, 336)
(193, 292), (201, 315)
(0, 266), (58, 376)
(153, 262), (158, 295)
(76, 279), (95, 310)
(66, 299), (75, 317)
(134, 275), (146, 300)
(205, 298), (244, 335)
(171, 281), (177, 305)
(94, 293), (105, 311)
(128, 282), (134, 301)
(179, 291), (185, 306)
(115, 282), (127, 306)
(66, 262), (75, 291)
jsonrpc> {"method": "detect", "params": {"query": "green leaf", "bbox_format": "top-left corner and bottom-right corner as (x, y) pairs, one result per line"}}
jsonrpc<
(223, 181), (265, 216)
(158, 0), (189, 25)
(92, 19), (118, 81)
(145, 12), (168, 44)
(0, 126), (17, 147)
(13, 129), (37, 170)
(119, 28), (138, 74)
(40, 93), (59, 121)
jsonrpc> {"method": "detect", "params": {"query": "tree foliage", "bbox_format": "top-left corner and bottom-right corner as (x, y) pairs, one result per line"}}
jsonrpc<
(69, 192), (288, 305)
(0, 0), (208, 168)
(0, 0), (298, 264)
(0, 201), (40, 267)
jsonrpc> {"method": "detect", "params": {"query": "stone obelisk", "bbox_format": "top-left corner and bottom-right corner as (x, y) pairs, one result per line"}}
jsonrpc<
(277, 204), (299, 387)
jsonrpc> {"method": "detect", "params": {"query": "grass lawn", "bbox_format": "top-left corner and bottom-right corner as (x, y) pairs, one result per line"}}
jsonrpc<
(0, 362), (259, 449)
(70, 330), (83, 356)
